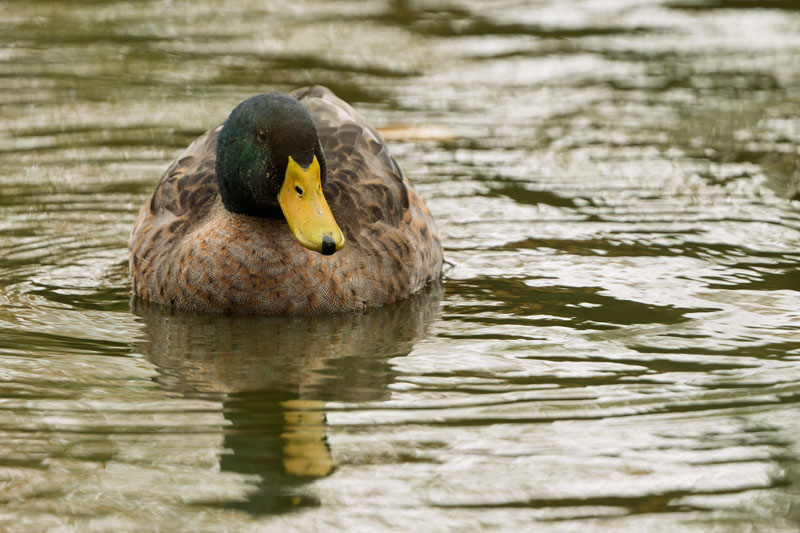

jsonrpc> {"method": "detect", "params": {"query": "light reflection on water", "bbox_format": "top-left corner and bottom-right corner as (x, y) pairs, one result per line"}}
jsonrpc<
(1, 0), (800, 530)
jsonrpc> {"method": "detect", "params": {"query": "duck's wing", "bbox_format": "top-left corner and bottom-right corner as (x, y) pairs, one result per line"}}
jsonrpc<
(291, 86), (410, 231)
(129, 127), (220, 279)
(131, 128), (220, 242)
(148, 128), (220, 220)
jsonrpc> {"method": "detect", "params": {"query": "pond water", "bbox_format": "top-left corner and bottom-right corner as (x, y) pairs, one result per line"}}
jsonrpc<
(2, 0), (800, 530)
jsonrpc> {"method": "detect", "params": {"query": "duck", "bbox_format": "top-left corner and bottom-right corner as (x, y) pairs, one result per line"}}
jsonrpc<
(129, 85), (443, 315)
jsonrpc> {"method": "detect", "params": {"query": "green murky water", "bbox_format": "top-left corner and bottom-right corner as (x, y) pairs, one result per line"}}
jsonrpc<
(2, 0), (800, 530)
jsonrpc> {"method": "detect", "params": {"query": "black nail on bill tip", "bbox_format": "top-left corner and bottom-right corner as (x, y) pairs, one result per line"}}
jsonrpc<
(321, 234), (336, 255)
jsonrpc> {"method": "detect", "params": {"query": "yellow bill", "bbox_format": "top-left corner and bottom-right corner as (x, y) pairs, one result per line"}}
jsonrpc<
(278, 155), (345, 255)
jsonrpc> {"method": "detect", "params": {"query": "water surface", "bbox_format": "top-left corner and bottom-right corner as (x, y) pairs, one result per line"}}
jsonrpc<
(1, 0), (800, 531)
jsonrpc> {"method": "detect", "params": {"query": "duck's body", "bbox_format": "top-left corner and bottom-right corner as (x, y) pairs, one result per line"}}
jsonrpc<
(129, 86), (443, 314)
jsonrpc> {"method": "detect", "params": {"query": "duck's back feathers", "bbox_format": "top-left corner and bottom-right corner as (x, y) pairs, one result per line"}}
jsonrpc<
(130, 85), (443, 314)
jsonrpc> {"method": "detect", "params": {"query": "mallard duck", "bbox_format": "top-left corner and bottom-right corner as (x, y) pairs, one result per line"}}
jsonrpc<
(129, 86), (443, 314)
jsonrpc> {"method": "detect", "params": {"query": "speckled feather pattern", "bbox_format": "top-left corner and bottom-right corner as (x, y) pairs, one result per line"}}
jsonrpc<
(129, 86), (443, 314)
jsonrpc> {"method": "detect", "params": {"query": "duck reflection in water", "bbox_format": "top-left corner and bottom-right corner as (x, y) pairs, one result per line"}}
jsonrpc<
(131, 282), (442, 514)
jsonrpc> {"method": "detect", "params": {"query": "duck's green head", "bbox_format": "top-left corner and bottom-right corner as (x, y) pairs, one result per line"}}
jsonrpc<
(216, 93), (345, 255)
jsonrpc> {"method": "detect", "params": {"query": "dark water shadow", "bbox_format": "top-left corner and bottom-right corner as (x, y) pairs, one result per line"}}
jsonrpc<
(445, 276), (716, 331)
(666, 1), (800, 11)
(130, 281), (443, 515)
(381, 0), (660, 38)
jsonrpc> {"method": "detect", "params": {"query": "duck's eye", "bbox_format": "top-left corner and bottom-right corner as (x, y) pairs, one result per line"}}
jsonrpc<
(295, 186), (303, 196)
(256, 130), (267, 143)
